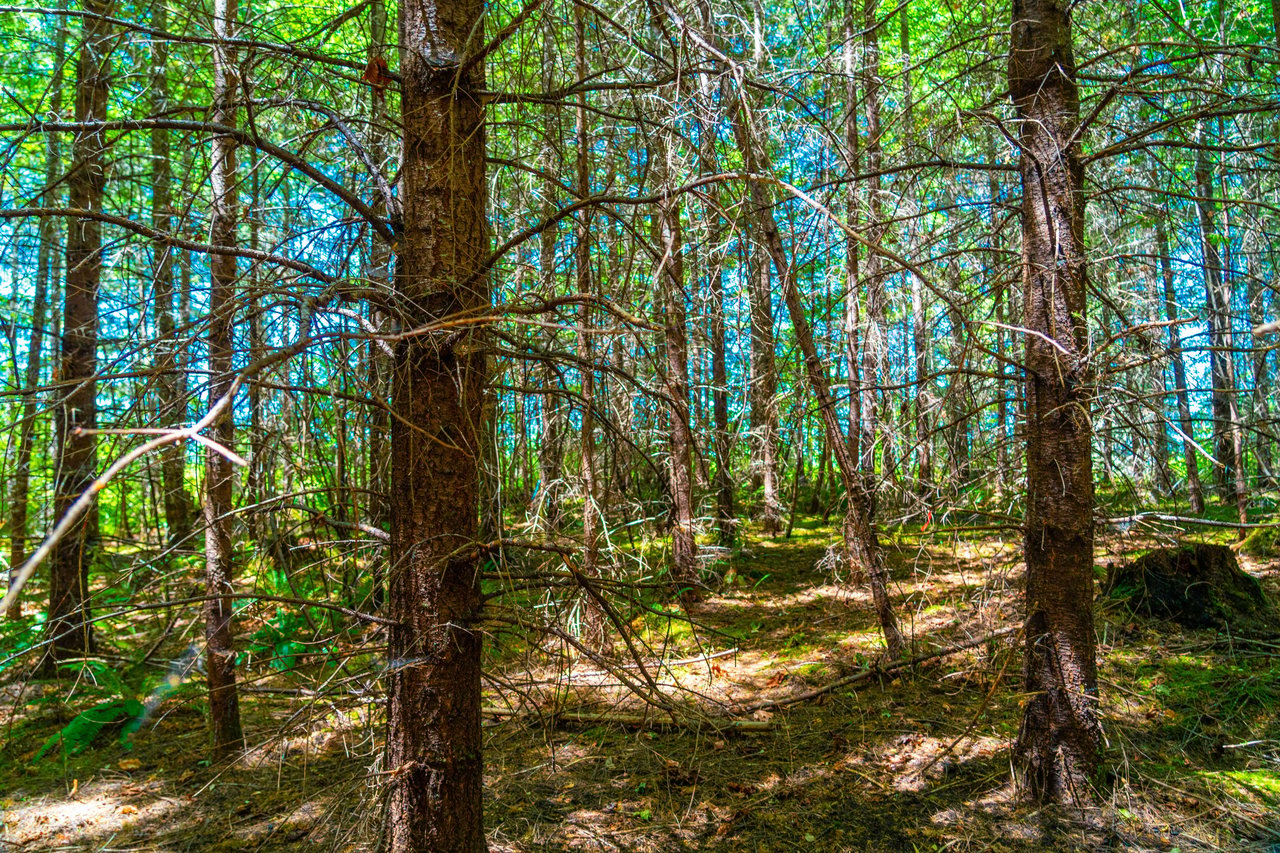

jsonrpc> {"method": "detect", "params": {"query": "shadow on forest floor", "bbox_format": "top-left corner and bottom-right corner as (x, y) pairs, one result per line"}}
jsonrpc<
(2, 521), (1279, 852)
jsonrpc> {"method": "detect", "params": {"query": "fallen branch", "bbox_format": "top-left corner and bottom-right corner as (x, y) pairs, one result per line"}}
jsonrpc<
(731, 626), (1019, 714)
(481, 705), (773, 732)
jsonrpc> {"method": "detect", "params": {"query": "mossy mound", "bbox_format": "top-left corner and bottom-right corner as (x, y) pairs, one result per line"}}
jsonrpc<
(1103, 543), (1275, 629)
(1238, 525), (1280, 558)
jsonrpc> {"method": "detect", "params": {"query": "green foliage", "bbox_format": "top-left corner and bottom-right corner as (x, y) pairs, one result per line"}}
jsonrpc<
(247, 608), (314, 671)
(33, 699), (145, 760)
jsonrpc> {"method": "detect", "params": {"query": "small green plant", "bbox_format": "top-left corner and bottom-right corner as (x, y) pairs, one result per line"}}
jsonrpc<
(34, 698), (145, 760)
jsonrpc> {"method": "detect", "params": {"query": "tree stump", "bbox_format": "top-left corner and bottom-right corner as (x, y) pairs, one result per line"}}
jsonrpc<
(1103, 543), (1274, 629)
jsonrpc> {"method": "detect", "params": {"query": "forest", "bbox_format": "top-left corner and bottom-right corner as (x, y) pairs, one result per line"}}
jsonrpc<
(0, 0), (1278, 848)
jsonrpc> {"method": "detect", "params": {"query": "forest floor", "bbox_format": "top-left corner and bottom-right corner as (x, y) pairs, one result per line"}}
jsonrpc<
(2, 519), (1279, 852)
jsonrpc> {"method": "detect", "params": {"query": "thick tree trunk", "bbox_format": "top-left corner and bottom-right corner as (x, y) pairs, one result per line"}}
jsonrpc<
(1008, 0), (1102, 803)
(9, 12), (65, 620)
(1153, 198), (1205, 514)
(151, 0), (193, 553)
(383, 0), (489, 843)
(204, 0), (244, 758)
(858, 0), (888, 499)
(45, 0), (113, 671)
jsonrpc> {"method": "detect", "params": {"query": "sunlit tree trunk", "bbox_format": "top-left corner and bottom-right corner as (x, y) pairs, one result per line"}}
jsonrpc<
(383, 0), (488, 842)
(204, 0), (244, 757)
(45, 0), (114, 671)
(1009, 0), (1102, 803)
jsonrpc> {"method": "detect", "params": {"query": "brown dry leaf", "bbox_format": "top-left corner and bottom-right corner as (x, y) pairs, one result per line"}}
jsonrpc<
(117, 805), (138, 815)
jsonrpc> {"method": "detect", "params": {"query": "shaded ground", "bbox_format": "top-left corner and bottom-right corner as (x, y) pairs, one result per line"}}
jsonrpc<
(2, 520), (1278, 851)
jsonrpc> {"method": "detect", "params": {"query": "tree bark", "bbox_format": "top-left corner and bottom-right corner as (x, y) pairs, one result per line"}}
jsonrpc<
(1008, 0), (1102, 803)
(45, 0), (113, 671)
(204, 0), (244, 758)
(383, 0), (489, 843)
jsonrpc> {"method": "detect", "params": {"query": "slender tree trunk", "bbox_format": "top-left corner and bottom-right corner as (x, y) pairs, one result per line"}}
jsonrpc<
(204, 0), (244, 757)
(654, 129), (699, 598)
(383, 0), (489, 842)
(9, 11), (65, 619)
(1008, 0), (1102, 803)
(151, 0), (192, 553)
(1153, 197), (1205, 513)
(571, 11), (606, 648)
(747, 243), (783, 534)
(1194, 139), (1247, 528)
(859, 0), (889, 505)
(900, 6), (933, 501)
(45, 0), (114, 671)
(843, 0), (863, 469)
(365, 0), (391, 609)
(725, 83), (905, 660)
(535, 30), (564, 531)
(988, 131), (1011, 491)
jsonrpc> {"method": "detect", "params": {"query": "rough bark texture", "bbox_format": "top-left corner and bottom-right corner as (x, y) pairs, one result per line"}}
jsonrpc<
(748, 245), (783, 535)
(1153, 196), (1205, 514)
(204, 0), (244, 758)
(45, 0), (113, 670)
(383, 0), (489, 843)
(1008, 0), (1102, 804)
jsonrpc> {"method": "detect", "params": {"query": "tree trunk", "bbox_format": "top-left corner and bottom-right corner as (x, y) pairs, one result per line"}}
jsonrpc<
(45, 0), (113, 671)
(151, 0), (193, 553)
(1008, 0), (1102, 803)
(858, 0), (888, 502)
(748, 242), (783, 535)
(1153, 196), (1205, 514)
(9, 10), (65, 620)
(383, 0), (489, 842)
(1194, 138), (1247, 528)
(365, 0), (392, 609)
(654, 131), (700, 599)
(725, 83), (905, 660)
(573, 7), (606, 650)
(204, 0), (244, 757)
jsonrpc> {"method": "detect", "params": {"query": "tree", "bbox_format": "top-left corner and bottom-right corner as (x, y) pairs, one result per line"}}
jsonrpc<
(204, 0), (244, 757)
(44, 0), (114, 671)
(382, 0), (489, 844)
(1008, 0), (1102, 803)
